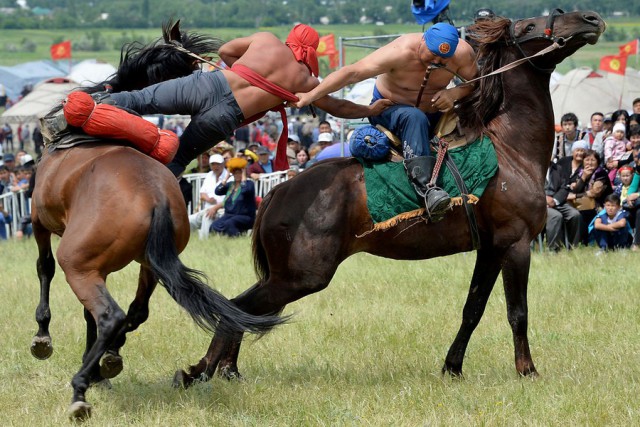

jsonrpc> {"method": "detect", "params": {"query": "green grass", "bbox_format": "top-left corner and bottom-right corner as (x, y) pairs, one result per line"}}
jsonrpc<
(1, 236), (639, 425)
(0, 22), (637, 74)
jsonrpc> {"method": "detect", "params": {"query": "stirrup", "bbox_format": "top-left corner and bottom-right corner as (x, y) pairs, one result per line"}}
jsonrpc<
(423, 186), (451, 222)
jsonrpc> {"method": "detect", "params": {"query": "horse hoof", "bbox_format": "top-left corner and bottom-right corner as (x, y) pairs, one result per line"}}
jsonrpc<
(172, 369), (195, 389)
(30, 336), (53, 360)
(100, 352), (123, 379)
(219, 366), (244, 382)
(67, 401), (92, 421)
(441, 364), (464, 379)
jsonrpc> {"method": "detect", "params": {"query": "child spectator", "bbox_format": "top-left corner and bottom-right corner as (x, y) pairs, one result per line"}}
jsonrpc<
(604, 122), (631, 183)
(590, 193), (632, 251)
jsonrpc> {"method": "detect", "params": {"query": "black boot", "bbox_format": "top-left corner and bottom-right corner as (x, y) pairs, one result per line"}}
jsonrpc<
(404, 156), (451, 221)
(91, 91), (116, 105)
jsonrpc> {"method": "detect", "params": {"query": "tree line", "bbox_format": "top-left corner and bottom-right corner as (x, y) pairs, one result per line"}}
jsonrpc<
(0, 0), (639, 30)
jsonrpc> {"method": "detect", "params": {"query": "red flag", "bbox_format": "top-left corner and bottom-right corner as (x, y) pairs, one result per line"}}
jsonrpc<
(599, 54), (627, 75)
(50, 40), (72, 60)
(618, 39), (638, 56)
(329, 52), (340, 69)
(317, 34), (337, 56)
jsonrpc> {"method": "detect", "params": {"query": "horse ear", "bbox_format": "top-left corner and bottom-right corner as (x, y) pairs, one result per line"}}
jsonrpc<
(164, 19), (182, 44)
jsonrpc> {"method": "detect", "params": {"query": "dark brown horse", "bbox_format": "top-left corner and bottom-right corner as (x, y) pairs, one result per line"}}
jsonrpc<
(173, 11), (605, 388)
(30, 21), (283, 420)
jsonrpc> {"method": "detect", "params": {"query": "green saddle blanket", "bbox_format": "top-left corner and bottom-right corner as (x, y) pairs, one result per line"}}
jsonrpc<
(358, 135), (498, 224)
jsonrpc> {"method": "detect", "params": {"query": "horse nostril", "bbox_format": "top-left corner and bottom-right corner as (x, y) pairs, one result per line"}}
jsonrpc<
(582, 13), (602, 27)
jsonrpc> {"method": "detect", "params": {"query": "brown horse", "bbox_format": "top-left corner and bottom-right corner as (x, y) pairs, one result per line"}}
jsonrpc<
(173, 10), (605, 388)
(29, 21), (284, 420)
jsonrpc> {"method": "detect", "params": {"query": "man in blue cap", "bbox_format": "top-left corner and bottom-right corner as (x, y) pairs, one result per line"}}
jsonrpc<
(294, 23), (477, 220)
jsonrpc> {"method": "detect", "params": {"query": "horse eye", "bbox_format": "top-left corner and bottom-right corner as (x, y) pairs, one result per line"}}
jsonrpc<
(525, 24), (536, 33)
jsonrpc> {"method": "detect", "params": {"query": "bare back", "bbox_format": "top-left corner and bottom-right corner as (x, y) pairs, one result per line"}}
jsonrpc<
(220, 32), (318, 118)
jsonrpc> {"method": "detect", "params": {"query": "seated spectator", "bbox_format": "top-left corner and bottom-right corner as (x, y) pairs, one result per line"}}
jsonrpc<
(567, 149), (613, 246)
(211, 157), (256, 237)
(552, 112), (583, 160)
(604, 122), (631, 183)
(581, 112), (605, 159)
(315, 133), (352, 161)
(188, 154), (229, 239)
(248, 146), (274, 179)
(286, 134), (301, 166)
(590, 193), (632, 251)
(545, 158), (580, 250)
(296, 148), (310, 170)
(634, 97), (640, 115)
(616, 166), (639, 250)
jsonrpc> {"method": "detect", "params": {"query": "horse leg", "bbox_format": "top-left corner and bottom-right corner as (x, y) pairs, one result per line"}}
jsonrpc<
(63, 271), (126, 421)
(30, 218), (56, 360)
(502, 241), (538, 377)
(443, 246), (505, 377)
(100, 265), (158, 380)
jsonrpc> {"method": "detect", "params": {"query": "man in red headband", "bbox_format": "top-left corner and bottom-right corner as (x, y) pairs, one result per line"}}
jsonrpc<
(105, 24), (391, 177)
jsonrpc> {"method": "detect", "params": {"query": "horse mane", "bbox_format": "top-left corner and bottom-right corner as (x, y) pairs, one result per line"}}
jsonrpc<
(457, 17), (513, 131)
(87, 19), (224, 94)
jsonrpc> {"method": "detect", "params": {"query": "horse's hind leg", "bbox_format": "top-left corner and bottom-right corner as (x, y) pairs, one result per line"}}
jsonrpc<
(502, 241), (537, 376)
(30, 218), (56, 360)
(100, 265), (158, 380)
(443, 246), (504, 377)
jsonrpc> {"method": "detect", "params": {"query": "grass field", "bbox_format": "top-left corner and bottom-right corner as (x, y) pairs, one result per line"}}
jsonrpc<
(1, 236), (639, 425)
(0, 20), (638, 75)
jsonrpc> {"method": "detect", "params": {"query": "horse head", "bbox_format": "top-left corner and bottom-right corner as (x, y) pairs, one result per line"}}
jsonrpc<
(91, 19), (224, 94)
(458, 10), (605, 131)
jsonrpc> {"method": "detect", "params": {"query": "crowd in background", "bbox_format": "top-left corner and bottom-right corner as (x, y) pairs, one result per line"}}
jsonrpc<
(545, 97), (640, 253)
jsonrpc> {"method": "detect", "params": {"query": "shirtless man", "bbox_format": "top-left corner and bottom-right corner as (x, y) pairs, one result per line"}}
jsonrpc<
(107, 24), (391, 177)
(295, 23), (477, 219)
(295, 23), (476, 157)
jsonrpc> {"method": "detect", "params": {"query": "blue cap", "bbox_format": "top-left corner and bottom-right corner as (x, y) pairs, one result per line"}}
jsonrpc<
(3, 153), (15, 161)
(424, 23), (459, 58)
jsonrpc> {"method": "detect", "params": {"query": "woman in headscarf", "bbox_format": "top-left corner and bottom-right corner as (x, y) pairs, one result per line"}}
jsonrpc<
(210, 157), (256, 237)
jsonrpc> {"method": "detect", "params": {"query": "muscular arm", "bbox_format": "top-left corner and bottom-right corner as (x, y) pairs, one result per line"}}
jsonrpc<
(313, 96), (393, 119)
(218, 36), (255, 66)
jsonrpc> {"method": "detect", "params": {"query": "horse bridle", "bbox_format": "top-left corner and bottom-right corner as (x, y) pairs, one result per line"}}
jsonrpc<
(506, 8), (570, 73)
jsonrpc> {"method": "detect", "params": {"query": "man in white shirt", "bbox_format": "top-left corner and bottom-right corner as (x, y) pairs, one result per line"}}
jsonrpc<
(189, 153), (229, 238)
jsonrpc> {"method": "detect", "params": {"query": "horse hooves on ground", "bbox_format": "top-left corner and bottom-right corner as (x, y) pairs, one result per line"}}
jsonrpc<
(441, 364), (465, 379)
(172, 369), (191, 389)
(67, 401), (92, 421)
(219, 366), (244, 382)
(30, 336), (53, 360)
(99, 351), (123, 379)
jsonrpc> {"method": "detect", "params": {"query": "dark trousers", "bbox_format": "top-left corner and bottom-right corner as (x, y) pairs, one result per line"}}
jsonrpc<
(210, 214), (254, 237)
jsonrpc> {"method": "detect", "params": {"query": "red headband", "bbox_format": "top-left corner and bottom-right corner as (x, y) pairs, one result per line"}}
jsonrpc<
(286, 24), (320, 77)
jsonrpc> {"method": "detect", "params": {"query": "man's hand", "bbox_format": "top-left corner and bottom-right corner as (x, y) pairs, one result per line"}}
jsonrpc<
(431, 89), (457, 112)
(546, 195), (556, 208)
(367, 99), (394, 116)
(293, 92), (314, 109)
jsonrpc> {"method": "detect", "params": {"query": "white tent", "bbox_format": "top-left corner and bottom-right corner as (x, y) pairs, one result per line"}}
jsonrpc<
(598, 67), (640, 110)
(1, 77), (80, 124)
(0, 60), (66, 101)
(550, 67), (624, 127)
(66, 59), (116, 87)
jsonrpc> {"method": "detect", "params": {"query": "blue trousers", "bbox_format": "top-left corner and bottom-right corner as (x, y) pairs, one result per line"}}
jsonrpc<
(368, 104), (441, 158)
(210, 214), (254, 237)
(593, 228), (631, 250)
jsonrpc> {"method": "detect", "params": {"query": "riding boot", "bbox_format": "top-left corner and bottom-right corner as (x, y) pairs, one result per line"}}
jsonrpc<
(404, 156), (451, 222)
(91, 91), (116, 106)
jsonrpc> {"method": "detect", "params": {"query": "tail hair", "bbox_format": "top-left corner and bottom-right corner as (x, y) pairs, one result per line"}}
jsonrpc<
(146, 205), (284, 336)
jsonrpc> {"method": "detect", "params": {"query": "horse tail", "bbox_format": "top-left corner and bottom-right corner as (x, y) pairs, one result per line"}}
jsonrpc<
(146, 204), (283, 335)
(252, 191), (274, 284)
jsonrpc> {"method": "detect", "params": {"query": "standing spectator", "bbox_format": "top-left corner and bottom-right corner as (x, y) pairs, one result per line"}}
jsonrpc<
(211, 157), (256, 237)
(296, 148), (310, 170)
(314, 120), (333, 144)
(0, 201), (11, 241)
(3, 153), (16, 173)
(611, 109), (630, 138)
(2, 123), (13, 152)
(581, 112), (605, 159)
(32, 125), (44, 156)
(189, 154), (229, 239)
(286, 134), (301, 166)
(633, 97), (640, 115)
(0, 83), (6, 109)
(591, 194), (632, 251)
(545, 159), (580, 250)
(234, 125), (250, 151)
(248, 146), (274, 179)
(20, 124), (30, 151)
(552, 113), (583, 160)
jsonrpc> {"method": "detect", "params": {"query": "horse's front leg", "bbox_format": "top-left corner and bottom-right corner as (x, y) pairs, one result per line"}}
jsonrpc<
(502, 240), (538, 377)
(443, 245), (505, 376)
(30, 219), (55, 360)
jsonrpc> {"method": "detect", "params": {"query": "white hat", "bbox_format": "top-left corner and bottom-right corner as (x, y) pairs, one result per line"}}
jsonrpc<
(613, 122), (626, 134)
(288, 134), (300, 143)
(209, 153), (225, 164)
(21, 154), (34, 166)
(318, 132), (333, 143)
